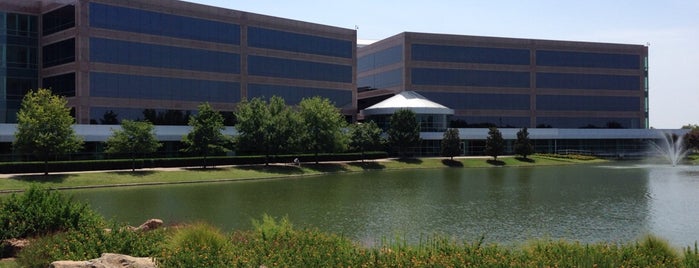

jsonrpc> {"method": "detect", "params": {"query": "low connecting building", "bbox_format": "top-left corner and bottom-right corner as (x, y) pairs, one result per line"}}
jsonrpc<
(0, 0), (676, 158)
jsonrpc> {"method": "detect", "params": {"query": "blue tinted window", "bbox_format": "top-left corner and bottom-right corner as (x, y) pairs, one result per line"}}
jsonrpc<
(536, 95), (640, 111)
(417, 91), (530, 110)
(43, 38), (74, 67)
(412, 68), (529, 88)
(537, 73), (640, 90)
(248, 84), (352, 108)
(43, 5), (74, 35)
(537, 50), (640, 69)
(248, 56), (351, 83)
(358, 45), (403, 72)
(357, 68), (402, 89)
(90, 107), (197, 125)
(537, 117), (641, 128)
(89, 3), (240, 44)
(412, 44), (530, 65)
(43, 72), (75, 97)
(248, 27), (351, 58)
(90, 38), (240, 73)
(450, 116), (530, 128)
(90, 72), (240, 102)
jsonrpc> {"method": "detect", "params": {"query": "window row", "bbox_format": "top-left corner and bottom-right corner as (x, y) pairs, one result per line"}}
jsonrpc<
(248, 56), (352, 83)
(411, 44), (530, 65)
(2, 12), (38, 37)
(536, 50), (640, 69)
(537, 73), (640, 91)
(90, 72), (241, 102)
(536, 117), (641, 129)
(536, 95), (640, 111)
(450, 116), (531, 128)
(43, 72), (75, 97)
(358, 45), (403, 72)
(90, 107), (196, 125)
(412, 68), (530, 88)
(417, 91), (531, 110)
(4, 77), (37, 100)
(42, 38), (74, 68)
(43, 5), (75, 36)
(248, 27), (352, 58)
(357, 68), (402, 89)
(248, 84), (352, 108)
(1, 45), (38, 69)
(90, 38), (240, 74)
(89, 3), (240, 45)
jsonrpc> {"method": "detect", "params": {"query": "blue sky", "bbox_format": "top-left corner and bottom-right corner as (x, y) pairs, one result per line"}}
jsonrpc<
(189, 0), (698, 128)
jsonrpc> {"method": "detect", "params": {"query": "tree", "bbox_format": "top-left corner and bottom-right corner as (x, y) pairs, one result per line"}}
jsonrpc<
(182, 103), (232, 169)
(349, 121), (384, 162)
(484, 127), (505, 161)
(685, 127), (699, 153)
(104, 119), (161, 171)
(441, 128), (461, 160)
(298, 96), (348, 164)
(514, 127), (534, 159)
(234, 97), (269, 157)
(387, 109), (420, 157)
(235, 97), (301, 165)
(100, 110), (119, 125)
(266, 96), (302, 158)
(13, 88), (83, 175)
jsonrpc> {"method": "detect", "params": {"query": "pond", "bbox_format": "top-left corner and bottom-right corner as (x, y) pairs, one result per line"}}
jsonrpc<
(68, 162), (699, 247)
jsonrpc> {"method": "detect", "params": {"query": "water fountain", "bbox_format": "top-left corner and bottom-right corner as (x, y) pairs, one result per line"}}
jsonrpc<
(650, 132), (689, 166)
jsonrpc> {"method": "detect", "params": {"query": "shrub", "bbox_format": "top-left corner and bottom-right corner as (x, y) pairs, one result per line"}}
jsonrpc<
(16, 224), (166, 268)
(158, 223), (233, 268)
(0, 185), (102, 240)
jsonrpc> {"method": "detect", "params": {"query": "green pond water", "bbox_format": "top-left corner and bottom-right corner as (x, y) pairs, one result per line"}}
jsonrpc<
(67, 163), (699, 247)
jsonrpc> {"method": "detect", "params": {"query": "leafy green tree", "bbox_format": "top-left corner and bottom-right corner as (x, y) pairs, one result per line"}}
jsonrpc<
(484, 127), (505, 161)
(235, 97), (301, 165)
(441, 128), (461, 160)
(298, 96), (348, 164)
(104, 119), (161, 171)
(514, 127), (534, 159)
(13, 88), (83, 175)
(349, 121), (384, 162)
(182, 103), (232, 168)
(234, 97), (269, 157)
(685, 127), (699, 152)
(388, 109), (420, 157)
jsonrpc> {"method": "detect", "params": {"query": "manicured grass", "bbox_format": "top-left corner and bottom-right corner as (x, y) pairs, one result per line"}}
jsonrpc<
(0, 155), (604, 192)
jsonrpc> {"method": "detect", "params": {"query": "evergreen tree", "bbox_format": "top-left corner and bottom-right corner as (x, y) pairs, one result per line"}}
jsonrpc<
(514, 127), (534, 159)
(387, 109), (420, 158)
(441, 128), (461, 160)
(105, 119), (161, 171)
(13, 88), (83, 175)
(484, 127), (505, 161)
(182, 103), (232, 168)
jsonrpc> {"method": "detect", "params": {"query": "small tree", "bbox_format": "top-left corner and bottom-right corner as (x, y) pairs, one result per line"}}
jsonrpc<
(387, 109), (420, 158)
(13, 88), (83, 175)
(514, 127), (534, 159)
(484, 127), (505, 161)
(441, 128), (461, 160)
(685, 127), (699, 153)
(266, 96), (302, 160)
(182, 103), (232, 169)
(234, 98), (269, 157)
(349, 121), (384, 162)
(105, 119), (161, 171)
(299, 96), (348, 164)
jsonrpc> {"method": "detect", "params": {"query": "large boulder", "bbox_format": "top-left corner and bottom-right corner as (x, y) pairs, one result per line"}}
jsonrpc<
(1, 238), (29, 258)
(127, 219), (164, 232)
(50, 253), (156, 268)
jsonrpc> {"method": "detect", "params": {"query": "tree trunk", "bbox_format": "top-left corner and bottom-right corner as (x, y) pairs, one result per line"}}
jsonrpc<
(131, 152), (135, 172)
(44, 158), (49, 176)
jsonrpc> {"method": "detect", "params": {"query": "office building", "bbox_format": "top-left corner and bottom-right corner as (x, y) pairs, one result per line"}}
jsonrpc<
(358, 32), (649, 129)
(0, 0), (357, 124)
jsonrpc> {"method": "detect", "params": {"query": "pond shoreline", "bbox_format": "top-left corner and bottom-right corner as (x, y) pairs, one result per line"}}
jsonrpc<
(0, 155), (607, 193)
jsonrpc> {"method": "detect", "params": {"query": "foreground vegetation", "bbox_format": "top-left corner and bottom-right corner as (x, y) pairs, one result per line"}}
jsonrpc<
(1, 188), (698, 267)
(0, 155), (605, 192)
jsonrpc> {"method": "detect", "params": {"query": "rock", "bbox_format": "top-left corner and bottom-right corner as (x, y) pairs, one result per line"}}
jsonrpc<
(50, 253), (156, 268)
(2, 238), (29, 257)
(126, 219), (164, 232)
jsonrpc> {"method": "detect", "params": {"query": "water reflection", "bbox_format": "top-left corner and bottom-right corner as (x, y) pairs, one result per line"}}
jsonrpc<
(66, 163), (699, 247)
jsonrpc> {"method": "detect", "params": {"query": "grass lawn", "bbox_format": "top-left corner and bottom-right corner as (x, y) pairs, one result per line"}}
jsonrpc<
(0, 155), (605, 192)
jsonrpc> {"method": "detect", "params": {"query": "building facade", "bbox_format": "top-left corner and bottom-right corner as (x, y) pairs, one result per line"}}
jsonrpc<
(0, 0), (357, 124)
(358, 32), (649, 129)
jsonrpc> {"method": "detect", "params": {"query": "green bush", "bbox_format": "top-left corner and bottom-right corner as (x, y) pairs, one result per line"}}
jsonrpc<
(16, 224), (166, 268)
(158, 223), (234, 268)
(0, 185), (102, 240)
